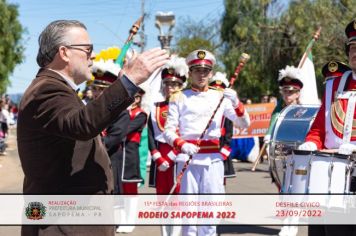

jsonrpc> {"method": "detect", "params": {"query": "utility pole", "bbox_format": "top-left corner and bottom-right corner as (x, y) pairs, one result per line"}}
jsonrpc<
(134, 0), (146, 52)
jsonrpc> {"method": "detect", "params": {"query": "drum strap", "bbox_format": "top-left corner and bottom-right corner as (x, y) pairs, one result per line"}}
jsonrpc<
(336, 70), (352, 97)
(335, 71), (355, 143)
(343, 94), (356, 143)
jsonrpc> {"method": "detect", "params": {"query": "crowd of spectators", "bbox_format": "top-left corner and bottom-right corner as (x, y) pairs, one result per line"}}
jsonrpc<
(0, 94), (18, 155)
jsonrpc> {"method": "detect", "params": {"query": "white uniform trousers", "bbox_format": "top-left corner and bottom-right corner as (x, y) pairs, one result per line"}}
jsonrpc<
(177, 160), (224, 236)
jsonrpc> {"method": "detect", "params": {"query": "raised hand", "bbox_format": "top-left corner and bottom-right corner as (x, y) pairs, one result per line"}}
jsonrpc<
(122, 48), (169, 85)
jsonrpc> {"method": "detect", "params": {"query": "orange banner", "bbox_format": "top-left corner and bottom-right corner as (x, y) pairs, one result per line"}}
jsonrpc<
(233, 103), (276, 138)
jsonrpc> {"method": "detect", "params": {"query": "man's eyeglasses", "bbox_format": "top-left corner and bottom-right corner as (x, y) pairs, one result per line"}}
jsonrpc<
(65, 44), (94, 56)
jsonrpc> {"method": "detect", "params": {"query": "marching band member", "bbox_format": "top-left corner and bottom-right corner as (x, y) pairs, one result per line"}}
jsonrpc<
(209, 72), (236, 180)
(299, 60), (351, 152)
(148, 56), (187, 236)
(298, 20), (356, 236)
(264, 65), (304, 145)
(164, 49), (250, 236)
(148, 56), (187, 194)
(122, 88), (147, 193)
(116, 88), (147, 234)
(263, 65), (304, 236)
(92, 52), (147, 233)
(91, 55), (129, 195)
(91, 55), (131, 233)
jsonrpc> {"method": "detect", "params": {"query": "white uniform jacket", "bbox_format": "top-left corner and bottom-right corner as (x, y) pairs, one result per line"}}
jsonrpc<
(164, 88), (250, 165)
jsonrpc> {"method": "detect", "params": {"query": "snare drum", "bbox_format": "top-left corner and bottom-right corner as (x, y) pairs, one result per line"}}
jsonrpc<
(282, 150), (312, 193)
(269, 104), (320, 189)
(309, 151), (354, 212)
(309, 151), (353, 194)
(283, 150), (354, 194)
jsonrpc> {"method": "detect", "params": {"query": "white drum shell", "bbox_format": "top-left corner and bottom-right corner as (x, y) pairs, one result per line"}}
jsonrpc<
(283, 152), (311, 193)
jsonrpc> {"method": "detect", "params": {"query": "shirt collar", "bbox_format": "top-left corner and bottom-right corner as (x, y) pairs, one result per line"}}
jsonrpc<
(48, 69), (79, 92)
(191, 86), (209, 92)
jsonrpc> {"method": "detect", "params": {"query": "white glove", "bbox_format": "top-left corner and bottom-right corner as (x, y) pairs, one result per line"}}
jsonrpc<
(338, 143), (356, 155)
(223, 88), (239, 108)
(157, 161), (170, 172)
(298, 141), (317, 151)
(181, 143), (200, 155)
(263, 134), (271, 144)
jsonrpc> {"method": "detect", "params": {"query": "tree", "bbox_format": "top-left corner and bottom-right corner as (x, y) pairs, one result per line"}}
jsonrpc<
(278, 0), (355, 95)
(221, 0), (356, 101)
(173, 16), (221, 59)
(173, 1), (356, 100)
(221, 0), (286, 101)
(0, 1), (25, 94)
(172, 16), (224, 88)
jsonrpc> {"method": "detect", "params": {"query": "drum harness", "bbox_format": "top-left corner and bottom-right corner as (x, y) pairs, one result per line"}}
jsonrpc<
(329, 70), (354, 193)
(286, 71), (355, 194)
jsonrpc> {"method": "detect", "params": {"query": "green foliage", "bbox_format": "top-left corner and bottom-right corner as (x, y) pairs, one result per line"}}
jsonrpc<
(279, 0), (350, 96)
(172, 0), (356, 101)
(0, 1), (25, 94)
(172, 16), (224, 88)
(175, 37), (215, 58)
(173, 16), (221, 61)
(221, 0), (356, 101)
(221, 0), (274, 101)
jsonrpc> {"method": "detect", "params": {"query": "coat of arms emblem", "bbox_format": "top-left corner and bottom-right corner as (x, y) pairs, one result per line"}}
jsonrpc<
(25, 202), (46, 220)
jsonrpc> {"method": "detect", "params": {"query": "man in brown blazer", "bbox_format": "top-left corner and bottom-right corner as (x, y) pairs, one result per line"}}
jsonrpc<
(17, 20), (169, 236)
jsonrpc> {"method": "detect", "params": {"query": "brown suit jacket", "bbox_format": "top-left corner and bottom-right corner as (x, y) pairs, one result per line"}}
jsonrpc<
(18, 68), (134, 235)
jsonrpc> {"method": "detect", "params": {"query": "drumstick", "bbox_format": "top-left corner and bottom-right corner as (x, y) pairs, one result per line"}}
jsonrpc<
(251, 142), (267, 171)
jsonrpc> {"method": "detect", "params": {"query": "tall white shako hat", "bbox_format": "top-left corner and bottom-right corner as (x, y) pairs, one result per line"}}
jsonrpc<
(209, 71), (230, 89)
(161, 55), (189, 85)
(91, 47), (121, 88)
(186, 49), (216, 70)
(278, 65), (303, 90)
(91, 59), (121, 87)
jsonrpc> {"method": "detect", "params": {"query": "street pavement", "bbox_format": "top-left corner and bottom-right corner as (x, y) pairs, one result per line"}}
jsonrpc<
(0, 129), (307, 235)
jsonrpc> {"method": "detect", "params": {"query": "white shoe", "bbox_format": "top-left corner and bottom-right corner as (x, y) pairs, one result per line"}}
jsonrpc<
(278, 226), (289, 236)
(278, 226), (298, 236)
(288, 226), (298, 236)
(116, 225), (135, 233)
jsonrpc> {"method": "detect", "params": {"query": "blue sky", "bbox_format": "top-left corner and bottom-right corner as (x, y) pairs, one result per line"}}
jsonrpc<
(7, 0), (225, 94)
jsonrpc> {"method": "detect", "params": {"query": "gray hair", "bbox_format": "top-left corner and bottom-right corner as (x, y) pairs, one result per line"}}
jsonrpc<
(36, 20), (87, 67)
